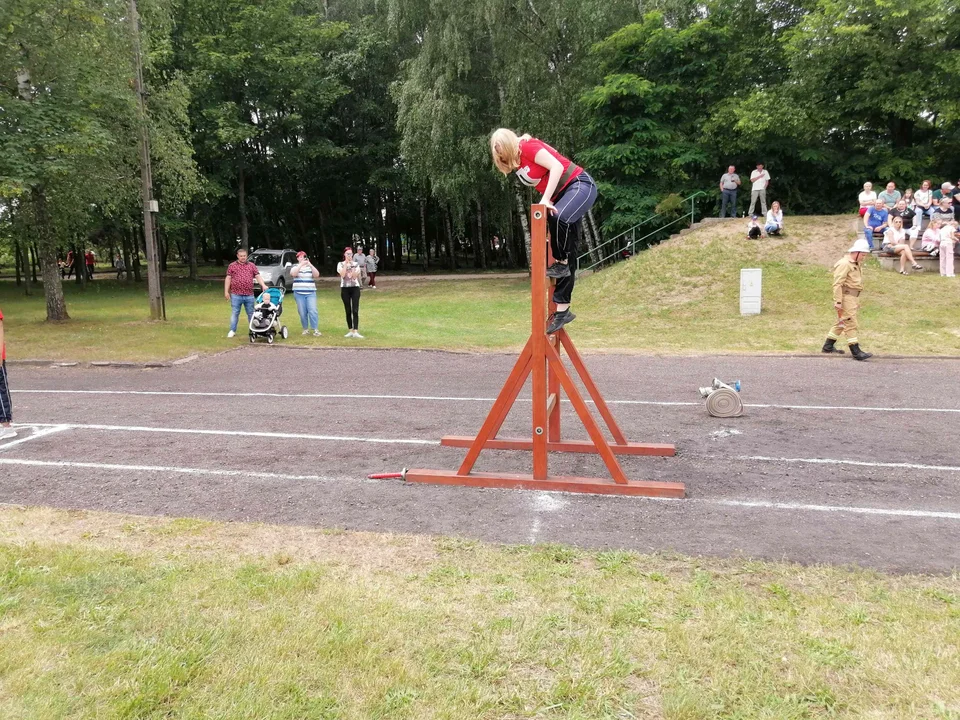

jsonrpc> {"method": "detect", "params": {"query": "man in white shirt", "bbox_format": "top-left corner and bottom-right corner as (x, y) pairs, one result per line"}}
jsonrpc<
(749, 163), (771, 217)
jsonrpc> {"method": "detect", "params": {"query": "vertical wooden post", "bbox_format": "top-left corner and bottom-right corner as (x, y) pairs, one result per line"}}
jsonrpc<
(530, 205), (548, 480)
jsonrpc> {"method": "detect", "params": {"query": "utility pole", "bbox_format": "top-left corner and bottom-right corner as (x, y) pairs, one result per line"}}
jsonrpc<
(128, 0), (165, 320)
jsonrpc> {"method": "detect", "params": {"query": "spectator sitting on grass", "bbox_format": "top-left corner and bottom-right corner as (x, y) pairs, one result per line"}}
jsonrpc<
(858, 181), (877, 217)
(863, 198), (889, 249)
(764, 201), (784, 236)
(921, 219), (941, 255)
(890, 199), (919, 242)
(746, 215), (762, 239)
(881, 217), (923, 275)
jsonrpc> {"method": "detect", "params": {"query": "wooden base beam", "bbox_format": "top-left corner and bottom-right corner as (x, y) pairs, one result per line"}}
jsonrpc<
(405, 468), (686, 498)
(440, 435), (676, 456)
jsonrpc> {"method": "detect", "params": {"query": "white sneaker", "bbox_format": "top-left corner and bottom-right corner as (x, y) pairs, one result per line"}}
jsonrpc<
(302, 330), (311, 335)
(227, 330), (236, 338)
(353, 332), (364, 339)
(0, 428), (17, 441)
(345, 331), (354, 338)
(313, 330), (322, 336)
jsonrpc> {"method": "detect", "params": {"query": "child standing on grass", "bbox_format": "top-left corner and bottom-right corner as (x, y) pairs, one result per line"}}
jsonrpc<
(0, 307), (14, 440)
(939, 224), (956, 277)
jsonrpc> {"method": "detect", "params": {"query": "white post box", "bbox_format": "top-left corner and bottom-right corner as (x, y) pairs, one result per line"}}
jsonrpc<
(740, 268), (762, 315)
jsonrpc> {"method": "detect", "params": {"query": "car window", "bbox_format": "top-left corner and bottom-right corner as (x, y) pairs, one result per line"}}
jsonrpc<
(283, 252), (296, 265)
(251, 253), (281, 267)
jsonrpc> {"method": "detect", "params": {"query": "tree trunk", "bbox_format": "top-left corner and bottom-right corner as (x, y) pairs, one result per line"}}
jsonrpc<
(18, 241), (31, 294)
(73, 243), (86, 287)
(188, 224), (198, 281)
(157, 226), (169, 272)
(586, 209), (602, 265)
(238, 165), (249, 251)
(122, 229), (133, 282)
(13, 239), (22, 286)
(31, 187), (69, 321)
(131, 228), (142, 282)
(29, 243), (39, 283)
(516, 193), (532, 271)
(419, 198), (429, 270)
(213, 222), (224, 267)
(476, 201), (487, 270)
(444, 209), (455, 270)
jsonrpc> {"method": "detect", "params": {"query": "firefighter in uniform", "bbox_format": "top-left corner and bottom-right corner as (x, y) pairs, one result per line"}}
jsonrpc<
(822, 238), (873, 361)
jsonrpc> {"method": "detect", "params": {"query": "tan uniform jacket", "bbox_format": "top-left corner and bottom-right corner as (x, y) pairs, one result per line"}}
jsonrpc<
(832, 257), (863, 304)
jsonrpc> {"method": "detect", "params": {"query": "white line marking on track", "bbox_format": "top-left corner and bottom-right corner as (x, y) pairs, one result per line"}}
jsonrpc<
(702, 499), (960, 521)
(18, 422), (439, 446)
(1, 457), (958, 522)
(0, 425), (71, 452)
(741, 455), (960, 473)
(0, 458), (343, 484)
(13, 388), (960, 414)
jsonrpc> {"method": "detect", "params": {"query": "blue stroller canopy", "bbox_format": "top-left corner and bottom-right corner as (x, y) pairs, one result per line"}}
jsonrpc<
(257, 287), (284, 305)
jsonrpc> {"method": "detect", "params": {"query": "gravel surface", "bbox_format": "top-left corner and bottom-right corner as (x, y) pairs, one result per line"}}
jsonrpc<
(2, 347), (958, 573)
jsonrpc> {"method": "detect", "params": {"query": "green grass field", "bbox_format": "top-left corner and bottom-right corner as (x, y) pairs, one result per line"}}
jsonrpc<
(2, 216), (959, 361)
(1, 507), (958, 719)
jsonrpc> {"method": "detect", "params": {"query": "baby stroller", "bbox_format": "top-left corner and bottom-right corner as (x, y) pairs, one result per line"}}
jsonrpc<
(249, 286), (289, 344)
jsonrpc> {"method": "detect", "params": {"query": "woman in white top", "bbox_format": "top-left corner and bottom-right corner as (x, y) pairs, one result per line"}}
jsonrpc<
(882, 216), (923, 274)
(858, 182), (877, 217)
(764, 201), (784, 235)
(914, 179), (933, 219)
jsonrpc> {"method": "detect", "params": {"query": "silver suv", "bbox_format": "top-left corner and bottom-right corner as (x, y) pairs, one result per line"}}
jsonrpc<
(249, 248), (297, 290)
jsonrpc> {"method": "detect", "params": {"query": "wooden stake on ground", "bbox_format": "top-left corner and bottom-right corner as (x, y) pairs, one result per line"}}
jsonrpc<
(406, 204), (685, 498)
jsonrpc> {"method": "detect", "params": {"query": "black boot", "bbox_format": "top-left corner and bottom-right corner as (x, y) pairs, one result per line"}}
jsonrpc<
(849, 343), (873, 361)
(821, 338), (844, 354)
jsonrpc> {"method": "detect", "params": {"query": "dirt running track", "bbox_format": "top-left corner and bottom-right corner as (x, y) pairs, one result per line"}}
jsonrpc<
(2, 347), (959, 573)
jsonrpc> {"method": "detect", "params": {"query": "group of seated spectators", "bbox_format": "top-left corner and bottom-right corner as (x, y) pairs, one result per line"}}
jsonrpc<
(858, 179), (959, 277)
(744, 201), (784, 239)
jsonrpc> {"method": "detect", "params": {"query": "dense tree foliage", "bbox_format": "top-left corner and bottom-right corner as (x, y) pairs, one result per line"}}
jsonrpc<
(2, 0), (958, 314)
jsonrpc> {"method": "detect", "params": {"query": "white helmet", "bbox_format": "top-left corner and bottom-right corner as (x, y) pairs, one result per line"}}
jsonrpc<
(847, 238), (871, 253)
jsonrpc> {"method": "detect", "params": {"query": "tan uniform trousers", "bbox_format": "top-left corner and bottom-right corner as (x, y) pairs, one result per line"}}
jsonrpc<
(828, 291), (860, 345)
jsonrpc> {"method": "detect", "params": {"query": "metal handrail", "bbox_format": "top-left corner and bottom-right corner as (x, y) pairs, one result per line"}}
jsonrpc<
(578, 191), (707, 275)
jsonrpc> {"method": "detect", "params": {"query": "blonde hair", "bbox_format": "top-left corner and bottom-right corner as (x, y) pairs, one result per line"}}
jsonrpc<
(490, 128), (527, 174)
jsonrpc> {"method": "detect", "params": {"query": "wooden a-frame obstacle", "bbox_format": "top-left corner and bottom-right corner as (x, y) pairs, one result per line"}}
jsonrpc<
(406, 204), (685, 498)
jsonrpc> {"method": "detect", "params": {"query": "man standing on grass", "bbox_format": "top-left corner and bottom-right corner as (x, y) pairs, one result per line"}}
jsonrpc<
(748, 162), (770, 217)
(822, 238), (873, 361)
(224, 248), (270, 338)
(0, 307), (14, 440)
(719, 165), (741, 218)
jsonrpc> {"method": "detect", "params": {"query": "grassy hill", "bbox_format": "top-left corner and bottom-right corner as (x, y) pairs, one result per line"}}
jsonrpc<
(574, 215), (960, 355)
(1, 215), (958, 361)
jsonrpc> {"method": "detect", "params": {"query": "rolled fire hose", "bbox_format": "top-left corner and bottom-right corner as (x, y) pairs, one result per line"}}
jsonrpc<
(705, 387), (743, 418)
